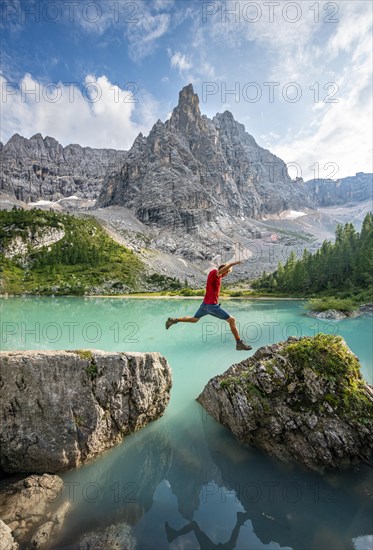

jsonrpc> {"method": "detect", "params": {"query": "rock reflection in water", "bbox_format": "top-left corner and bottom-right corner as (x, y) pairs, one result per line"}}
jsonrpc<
(200, 412), (373, 550)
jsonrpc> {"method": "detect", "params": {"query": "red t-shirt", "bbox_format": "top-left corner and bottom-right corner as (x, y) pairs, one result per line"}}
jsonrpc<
(204, 269), (221, 304)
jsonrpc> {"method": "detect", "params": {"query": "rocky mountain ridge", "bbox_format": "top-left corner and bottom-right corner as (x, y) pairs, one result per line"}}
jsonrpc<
(0, 132), (127, 203)
(1, 85), (371, 225)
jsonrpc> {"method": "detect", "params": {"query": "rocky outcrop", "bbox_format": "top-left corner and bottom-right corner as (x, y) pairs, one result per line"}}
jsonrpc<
(359, 303), (373, 313)
(1, 85), (371, 235)
(0, 133), (127, 203)
(1, 226), (65, 259)
(97, 84), (312, 231)
(197, 335), (373, 472)
(1, 84), (372, 228)
(307, 305), (373, 320)
(0, 474), (69, 549)
(0, 350), (172, 473)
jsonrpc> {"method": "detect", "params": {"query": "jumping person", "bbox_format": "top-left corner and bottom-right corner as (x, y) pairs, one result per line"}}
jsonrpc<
(165, 261), (252, 351)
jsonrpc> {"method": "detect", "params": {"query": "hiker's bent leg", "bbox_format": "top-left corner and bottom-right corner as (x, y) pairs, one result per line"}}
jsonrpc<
(226, 316), (240, 340)
(177, 316), (199, 323)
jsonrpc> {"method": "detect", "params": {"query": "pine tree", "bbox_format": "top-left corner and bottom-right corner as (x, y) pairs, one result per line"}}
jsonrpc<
(252, 212), (373, 297)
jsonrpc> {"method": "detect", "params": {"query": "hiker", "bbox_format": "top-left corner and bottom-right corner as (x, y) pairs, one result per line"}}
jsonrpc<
(165, 261), (252, 351)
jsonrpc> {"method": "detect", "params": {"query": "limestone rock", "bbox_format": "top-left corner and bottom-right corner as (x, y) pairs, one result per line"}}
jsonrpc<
(307, 172), (372, 206)
(0, 519), (18, 549)
(0, 474), (68, 549)
(307, 309), (347, 320)
(197, 335), (373, 472)
(1, 87), (371, 227)
(0, 350), (172, 473)
(0, 226), (65, 259)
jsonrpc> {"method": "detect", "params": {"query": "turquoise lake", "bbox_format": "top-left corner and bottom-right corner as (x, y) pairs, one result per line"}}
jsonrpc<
(1, 297), (372, 550)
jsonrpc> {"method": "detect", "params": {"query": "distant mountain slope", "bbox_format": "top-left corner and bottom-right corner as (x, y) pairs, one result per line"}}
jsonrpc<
(306, 172), (372, 206)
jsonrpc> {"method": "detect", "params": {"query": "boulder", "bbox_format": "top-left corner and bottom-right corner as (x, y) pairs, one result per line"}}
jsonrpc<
(0, 474), (68, 549)
(0, 519), (18, 549)
(0, 350), (172, 473)
(197, 335), (373, 472)
(307, 309), (347, 320)
(78, 522), (136, 549)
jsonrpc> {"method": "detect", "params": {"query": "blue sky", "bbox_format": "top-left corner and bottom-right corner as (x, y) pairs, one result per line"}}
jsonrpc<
(0, 0), (372, 179)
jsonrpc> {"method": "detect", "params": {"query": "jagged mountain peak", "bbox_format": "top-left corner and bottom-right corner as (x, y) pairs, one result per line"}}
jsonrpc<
(169, 83), (202, 131)
(177, 83), (199, 109)
(96, 84), (311, 228)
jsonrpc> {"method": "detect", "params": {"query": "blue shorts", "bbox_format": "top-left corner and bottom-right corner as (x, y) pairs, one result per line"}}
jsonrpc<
(194, 302), (231, 321)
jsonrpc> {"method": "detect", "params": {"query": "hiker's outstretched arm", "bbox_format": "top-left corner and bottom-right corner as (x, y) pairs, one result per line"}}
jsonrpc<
(217, 261), (241, 276)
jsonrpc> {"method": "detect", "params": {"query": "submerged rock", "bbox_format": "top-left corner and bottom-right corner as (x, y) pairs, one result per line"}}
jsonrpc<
(0, 474), (68, 549)
(197, 335), (373, 472)
(307, 309), (348, 320)
(78, 522), (136, 549)
(0, 350), (172, 473)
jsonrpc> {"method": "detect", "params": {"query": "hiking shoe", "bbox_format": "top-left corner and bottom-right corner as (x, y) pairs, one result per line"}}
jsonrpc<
(165, 317), (178, 330)
(236, 340), (252, 351)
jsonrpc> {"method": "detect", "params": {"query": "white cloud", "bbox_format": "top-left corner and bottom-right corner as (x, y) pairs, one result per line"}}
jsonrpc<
(153, 0), (175, 11)
(169, 51), (192, 72)
(127, 12), (170, 61)
(0, 73), (160, 150)
(272, 92), (372, 181)
(195, 0), (372, 178)
(67, 1), (172, 61)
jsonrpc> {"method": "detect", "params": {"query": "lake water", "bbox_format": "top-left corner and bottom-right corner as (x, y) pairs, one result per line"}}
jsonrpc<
(1, 297), (372, 550)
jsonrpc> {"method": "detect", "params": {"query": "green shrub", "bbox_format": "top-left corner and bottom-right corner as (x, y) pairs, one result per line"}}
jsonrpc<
(305, 297), (357, 312)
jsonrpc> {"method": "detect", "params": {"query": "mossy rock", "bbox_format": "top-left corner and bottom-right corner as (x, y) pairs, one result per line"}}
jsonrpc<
(199, 334), (373, 472)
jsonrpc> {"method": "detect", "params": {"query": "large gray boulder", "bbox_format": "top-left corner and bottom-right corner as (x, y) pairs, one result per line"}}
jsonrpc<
(197, 335), (373, 472)
(307, 309), (348, 320)
(0, 350), (172, 473)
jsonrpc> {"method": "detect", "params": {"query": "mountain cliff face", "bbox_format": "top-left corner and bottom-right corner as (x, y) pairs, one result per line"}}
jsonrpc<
(96, 85), (311, 231)
(0, 133), (127, 202)
(307, 172), (372, 206)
